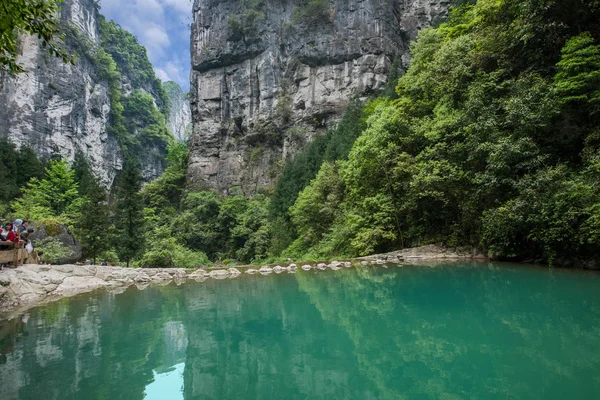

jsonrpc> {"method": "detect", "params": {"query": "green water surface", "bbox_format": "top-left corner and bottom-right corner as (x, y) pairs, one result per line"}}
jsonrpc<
(1, 262), (600, 399)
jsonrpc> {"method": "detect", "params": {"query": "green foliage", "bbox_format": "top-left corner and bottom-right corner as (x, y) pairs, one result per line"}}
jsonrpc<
(274, 0), (600, 264)
(98, 16), (168, 114)
(98, 249), (119, 265)
(269, 99), (369, 253)
(289, 162), (344, 253)
(142, 141), (189, 219)
(34, 237), (73, 264)
(0, 138), (44, 205)
(74, 177), (111, 264)
(292, 0), (333, 28)
(72, 152), (96, 197)
(92, 18), (173, 156)
(226, 0), (266, 41)
(0, 0), (73, 76)
(43, 219), (62, 237)
(122, 90), (172, 147)
(12, 159), (80, 223)
(113, 158), (145, 267)
(136, 235), (210, 268)
(171, 191), (271, 264)
(555, 32), (600, 113)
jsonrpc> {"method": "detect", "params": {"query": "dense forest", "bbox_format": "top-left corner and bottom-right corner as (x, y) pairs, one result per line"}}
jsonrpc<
(3, 0), (600, 268)
(269, 0), (600, 266)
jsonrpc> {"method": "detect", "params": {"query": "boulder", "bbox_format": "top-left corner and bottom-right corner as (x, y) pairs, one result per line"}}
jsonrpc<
(259, 266), (273, 274)
(246, 269), (259, 275)
(301, 265), (312, 271)
(29, 221), (82, 264)
(152, 272), (173, 282)
(209, 269), (229, 279)
(134, 273), (152, 283)
(316, 263), (327, 270)
(273, 265), (285, 274)
(188, 269), (209, 279)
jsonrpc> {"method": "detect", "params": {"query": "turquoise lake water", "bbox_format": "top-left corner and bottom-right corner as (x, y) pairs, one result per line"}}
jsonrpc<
(1, 262), (600, 399)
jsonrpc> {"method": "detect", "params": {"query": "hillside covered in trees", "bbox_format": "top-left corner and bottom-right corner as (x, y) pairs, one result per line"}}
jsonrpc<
(267, 0), (600, 266)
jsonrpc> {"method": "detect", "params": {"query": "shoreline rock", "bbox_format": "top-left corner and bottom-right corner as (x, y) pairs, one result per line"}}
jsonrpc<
(0, 265), (191, 319)
(0, 245), (488, 319)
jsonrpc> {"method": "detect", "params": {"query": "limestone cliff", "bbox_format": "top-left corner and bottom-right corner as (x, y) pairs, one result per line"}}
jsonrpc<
(189, 0), (450, 194)
(0, 0), (171, 188)
(164, 81), (192, 142)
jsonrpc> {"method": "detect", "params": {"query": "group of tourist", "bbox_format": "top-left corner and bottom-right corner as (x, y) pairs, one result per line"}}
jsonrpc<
(0, 219), (38, 270)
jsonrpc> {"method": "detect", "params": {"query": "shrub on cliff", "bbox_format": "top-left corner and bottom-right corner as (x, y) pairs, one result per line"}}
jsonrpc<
(292, 0), (333, 28)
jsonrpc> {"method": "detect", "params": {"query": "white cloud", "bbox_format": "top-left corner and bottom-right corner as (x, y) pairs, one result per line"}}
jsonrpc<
(163, 0), (192, 16)
(155, 67), (171, 82)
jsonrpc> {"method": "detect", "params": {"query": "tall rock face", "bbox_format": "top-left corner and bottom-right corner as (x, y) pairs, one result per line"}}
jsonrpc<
(0, 0), (170, 188)
(164, 81), (192, 142)
(189, 0), (450, 194)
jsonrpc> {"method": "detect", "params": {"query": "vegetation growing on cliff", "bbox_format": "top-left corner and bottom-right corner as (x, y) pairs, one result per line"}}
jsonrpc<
(226, 0), (266, 42)
(271, 0), (600, 265)
(0, 0), (73, 76)
(292, 0), (333, 28)
(99, 17), (169, 114)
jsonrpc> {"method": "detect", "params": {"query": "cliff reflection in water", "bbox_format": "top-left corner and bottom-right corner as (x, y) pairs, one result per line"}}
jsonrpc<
(1, 263), (600, 400)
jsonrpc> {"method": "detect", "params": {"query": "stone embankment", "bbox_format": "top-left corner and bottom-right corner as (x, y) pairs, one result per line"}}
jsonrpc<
(0, 265), (190, 317)
(0, 245), (485, 317)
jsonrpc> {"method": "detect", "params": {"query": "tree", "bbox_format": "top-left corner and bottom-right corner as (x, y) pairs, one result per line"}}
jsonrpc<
(75, 177), (111, 264)
(0, 0), (73, 76)
(114, 158), (145, 267)
(289, 162), (344, 250)
(12, 159), (79, 222)
(555, 32), (600, 114)
(38, 159), (80, 216)
(0, 138), (45, 205)
(72, 152), (96, 197)
(173, 191), (223, 259)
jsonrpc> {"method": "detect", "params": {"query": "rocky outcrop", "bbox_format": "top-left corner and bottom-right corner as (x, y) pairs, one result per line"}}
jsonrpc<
(0, 0), (169, 188)
(164, 81), (192, 142)
(358, 244), (487, 263)
(189, 0), (450, 194)
(29, 222), (83, 264)
(0, 265), (190, 316)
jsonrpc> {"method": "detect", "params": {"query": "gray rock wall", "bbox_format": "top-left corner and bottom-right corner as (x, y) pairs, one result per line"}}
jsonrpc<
(189, 0), (450, 194)
(165, 81), (193, 142)
(0, 0), (167, 188)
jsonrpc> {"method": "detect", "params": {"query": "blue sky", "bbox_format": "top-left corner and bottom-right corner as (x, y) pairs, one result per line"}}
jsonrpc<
(100, 0), (192, 91)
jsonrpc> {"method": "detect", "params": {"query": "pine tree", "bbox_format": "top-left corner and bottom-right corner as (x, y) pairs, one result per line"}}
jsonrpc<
(114, 158), (145, 267)
(72, 152), (96, 197)
(12, 158), (79, 221)
(75, 177), (111, 264)
(38, 159), (79, 216)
